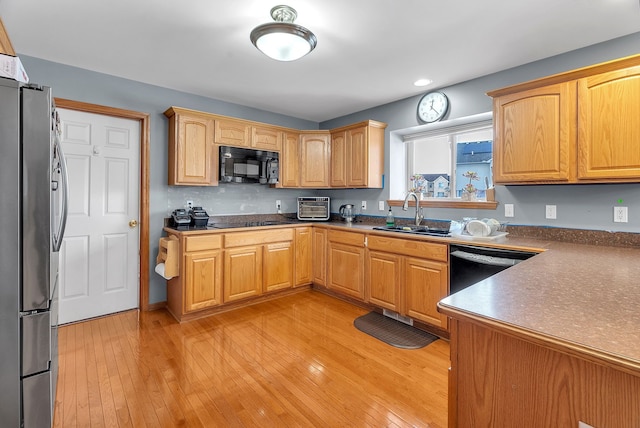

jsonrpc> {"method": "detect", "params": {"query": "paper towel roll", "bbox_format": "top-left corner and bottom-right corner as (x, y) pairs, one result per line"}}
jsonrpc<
(155, 263), (173, 280)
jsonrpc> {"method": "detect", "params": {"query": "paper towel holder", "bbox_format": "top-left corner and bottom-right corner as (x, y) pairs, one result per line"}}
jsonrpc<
(157, 235), (179, 278)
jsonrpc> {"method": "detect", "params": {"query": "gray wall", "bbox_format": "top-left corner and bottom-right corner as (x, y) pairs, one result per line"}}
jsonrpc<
(19, 31), (640, 304)
(19, 56), (318, 305)
(320, 32), (640, 234)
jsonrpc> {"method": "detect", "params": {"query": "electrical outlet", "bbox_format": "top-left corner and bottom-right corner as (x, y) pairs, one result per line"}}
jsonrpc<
(504, 203), (514, 218)
(378, 201), (385, 211)
(545, 205), (557, 219)
(614, 206), (628, 223)
(276, 200), (281, 210)
(361, 201), (367, 210)
(186, 200), (193, 209)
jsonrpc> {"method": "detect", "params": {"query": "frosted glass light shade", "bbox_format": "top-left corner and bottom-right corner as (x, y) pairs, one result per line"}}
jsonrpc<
(250, 6), (317, 62)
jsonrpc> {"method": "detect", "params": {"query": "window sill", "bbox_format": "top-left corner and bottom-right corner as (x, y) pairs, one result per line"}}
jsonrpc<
(388, 199), (498, 210)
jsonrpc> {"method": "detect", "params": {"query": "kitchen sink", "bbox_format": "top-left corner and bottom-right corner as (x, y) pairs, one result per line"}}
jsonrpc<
(372, 225), (451, 237)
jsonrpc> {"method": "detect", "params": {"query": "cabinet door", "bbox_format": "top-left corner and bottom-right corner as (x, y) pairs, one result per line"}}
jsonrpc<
(252, 125), (282, 151)
(493, 82), (576, 183)
(328, 242), (365, 300)
(578, 65), (640, 180)
(281, 132), (300, 187)
(294, 227), (312, 286)
(184, 250), (222, 312)
(346, 126), (368, 187)
(312, 228), (327, 286)
(367, 251), (401, 312)
(300, 133), (330, 187)
(330, 131), (347, 187)
(169, 113), (215, 185)
(404, 257), (448, 329)
(215, 118), (251, 147)
(263, 242), (293, 292)
(223, 246), (262, 302)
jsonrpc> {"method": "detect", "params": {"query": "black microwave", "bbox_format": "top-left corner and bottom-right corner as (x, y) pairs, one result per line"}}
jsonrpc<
(219, 146), (279, 184)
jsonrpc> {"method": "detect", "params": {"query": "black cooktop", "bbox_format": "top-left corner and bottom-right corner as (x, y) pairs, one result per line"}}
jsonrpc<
(209, 220), (294, 229)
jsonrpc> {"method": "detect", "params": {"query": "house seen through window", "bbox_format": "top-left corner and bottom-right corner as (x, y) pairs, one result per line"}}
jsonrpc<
(405, 123), (493, 201)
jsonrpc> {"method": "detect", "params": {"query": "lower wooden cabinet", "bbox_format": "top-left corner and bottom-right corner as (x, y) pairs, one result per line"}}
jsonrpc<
(263, 241), (293, 292)
(165, 226), (449, 329)
(223, 228), (295, 303)
(404, 257), (448, 328)
(367, 251), (402, 311)
(224, 245), (263, 302)
(294, 227), (312, 287)
(166, 234), (223, 321)
(327, 230), (366, 300)
(184, 250), (223, 312)
(312, 227), (327, 286)
(366, 235), (449, 330)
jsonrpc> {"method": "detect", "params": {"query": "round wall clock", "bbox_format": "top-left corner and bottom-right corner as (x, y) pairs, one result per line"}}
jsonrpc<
(417, 91), (449, 123)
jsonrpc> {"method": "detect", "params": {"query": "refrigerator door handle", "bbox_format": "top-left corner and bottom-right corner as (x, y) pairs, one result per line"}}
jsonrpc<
(52, 136), (69, 252)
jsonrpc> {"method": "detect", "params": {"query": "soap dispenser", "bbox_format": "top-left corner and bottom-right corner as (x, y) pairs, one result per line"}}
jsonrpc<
(386, 208), (395, 227)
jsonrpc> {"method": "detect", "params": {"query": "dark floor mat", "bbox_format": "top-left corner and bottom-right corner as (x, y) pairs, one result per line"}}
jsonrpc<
(353, 312), (438, 349)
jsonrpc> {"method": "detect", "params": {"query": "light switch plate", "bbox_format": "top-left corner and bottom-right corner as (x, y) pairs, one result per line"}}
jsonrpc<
(504, 204), (514, 218)
(378, 201), (385, 211)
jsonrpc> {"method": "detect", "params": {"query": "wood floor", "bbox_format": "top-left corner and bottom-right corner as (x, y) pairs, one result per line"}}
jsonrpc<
(54, 290), (450, 427)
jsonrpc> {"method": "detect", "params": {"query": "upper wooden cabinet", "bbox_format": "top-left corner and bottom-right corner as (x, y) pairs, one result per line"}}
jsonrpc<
(164, 107), (216, 186)
(214, 117), (251, 147)
(489, 54), (640, 184)
(165, 105), (387, 188)
(300, 132), (331, 188)
(0, 18), (16, 56)
(330, 131), (347, 187)
(280, 131), (301, 187)
(577, 65), (640, 180)
(252, 125), (282, 151)
(492, 82), (576, 183)
(330, 121), (387, 188)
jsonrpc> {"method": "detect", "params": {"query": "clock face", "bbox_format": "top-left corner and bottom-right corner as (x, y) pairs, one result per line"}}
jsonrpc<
(417, 92), (449, 123)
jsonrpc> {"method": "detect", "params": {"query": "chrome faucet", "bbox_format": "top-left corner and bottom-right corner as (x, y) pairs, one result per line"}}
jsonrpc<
(402, 192), (424, 226)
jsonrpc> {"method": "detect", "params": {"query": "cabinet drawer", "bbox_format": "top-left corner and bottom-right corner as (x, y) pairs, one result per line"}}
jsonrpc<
(367, 235), (447, 262)
(224, 228), (294, 247)
(185, 235), (222, 252)
(327, 230), (365, 247)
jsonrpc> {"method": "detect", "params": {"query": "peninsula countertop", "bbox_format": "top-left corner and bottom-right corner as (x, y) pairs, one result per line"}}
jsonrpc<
(438, 239), (640, 375)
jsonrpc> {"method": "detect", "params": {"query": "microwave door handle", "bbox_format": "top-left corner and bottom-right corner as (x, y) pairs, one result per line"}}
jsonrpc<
(53, 138), (69, 252)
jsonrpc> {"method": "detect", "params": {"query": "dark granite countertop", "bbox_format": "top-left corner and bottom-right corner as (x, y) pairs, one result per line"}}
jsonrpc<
(163, 214), (640, 373)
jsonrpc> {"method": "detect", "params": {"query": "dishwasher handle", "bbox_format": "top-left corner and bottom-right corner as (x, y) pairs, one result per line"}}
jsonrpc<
(450, 250), (523, 267)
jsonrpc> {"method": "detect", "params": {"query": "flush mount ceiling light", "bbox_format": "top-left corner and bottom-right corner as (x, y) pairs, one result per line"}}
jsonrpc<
(250, 5), (317, 62)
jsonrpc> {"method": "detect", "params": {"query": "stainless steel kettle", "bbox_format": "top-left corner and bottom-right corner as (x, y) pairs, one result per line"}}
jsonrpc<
(339, 204), (356, 222)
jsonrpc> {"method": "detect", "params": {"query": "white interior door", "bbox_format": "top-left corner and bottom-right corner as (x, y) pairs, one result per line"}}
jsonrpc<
(57, 108), (140, 324)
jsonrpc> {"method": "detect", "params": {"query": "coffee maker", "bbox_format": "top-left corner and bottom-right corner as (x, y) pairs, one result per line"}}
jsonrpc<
(339, 204), (356, 223)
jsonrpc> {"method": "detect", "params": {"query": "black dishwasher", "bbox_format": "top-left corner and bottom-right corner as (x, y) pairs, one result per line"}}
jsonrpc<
(449, 244), (537, 295)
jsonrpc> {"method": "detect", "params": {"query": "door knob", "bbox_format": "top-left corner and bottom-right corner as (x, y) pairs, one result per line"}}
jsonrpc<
(129, 220), (138, 228)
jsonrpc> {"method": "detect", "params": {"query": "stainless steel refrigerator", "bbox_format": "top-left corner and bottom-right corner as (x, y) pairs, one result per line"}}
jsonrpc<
(0, 77), (69, 427)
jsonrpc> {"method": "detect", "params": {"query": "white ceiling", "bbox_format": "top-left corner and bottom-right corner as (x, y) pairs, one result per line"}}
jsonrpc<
(3, 0), (640, 122)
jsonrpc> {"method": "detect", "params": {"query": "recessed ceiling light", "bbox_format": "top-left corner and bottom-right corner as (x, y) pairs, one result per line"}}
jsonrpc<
(414, 79), (433, 87)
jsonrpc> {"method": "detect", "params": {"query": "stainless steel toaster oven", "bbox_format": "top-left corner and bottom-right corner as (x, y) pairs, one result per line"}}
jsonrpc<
(297, 197), (330, 221)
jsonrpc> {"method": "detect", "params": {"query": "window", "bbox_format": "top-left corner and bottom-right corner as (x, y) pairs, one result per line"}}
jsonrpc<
(396, 112), (493, 202)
